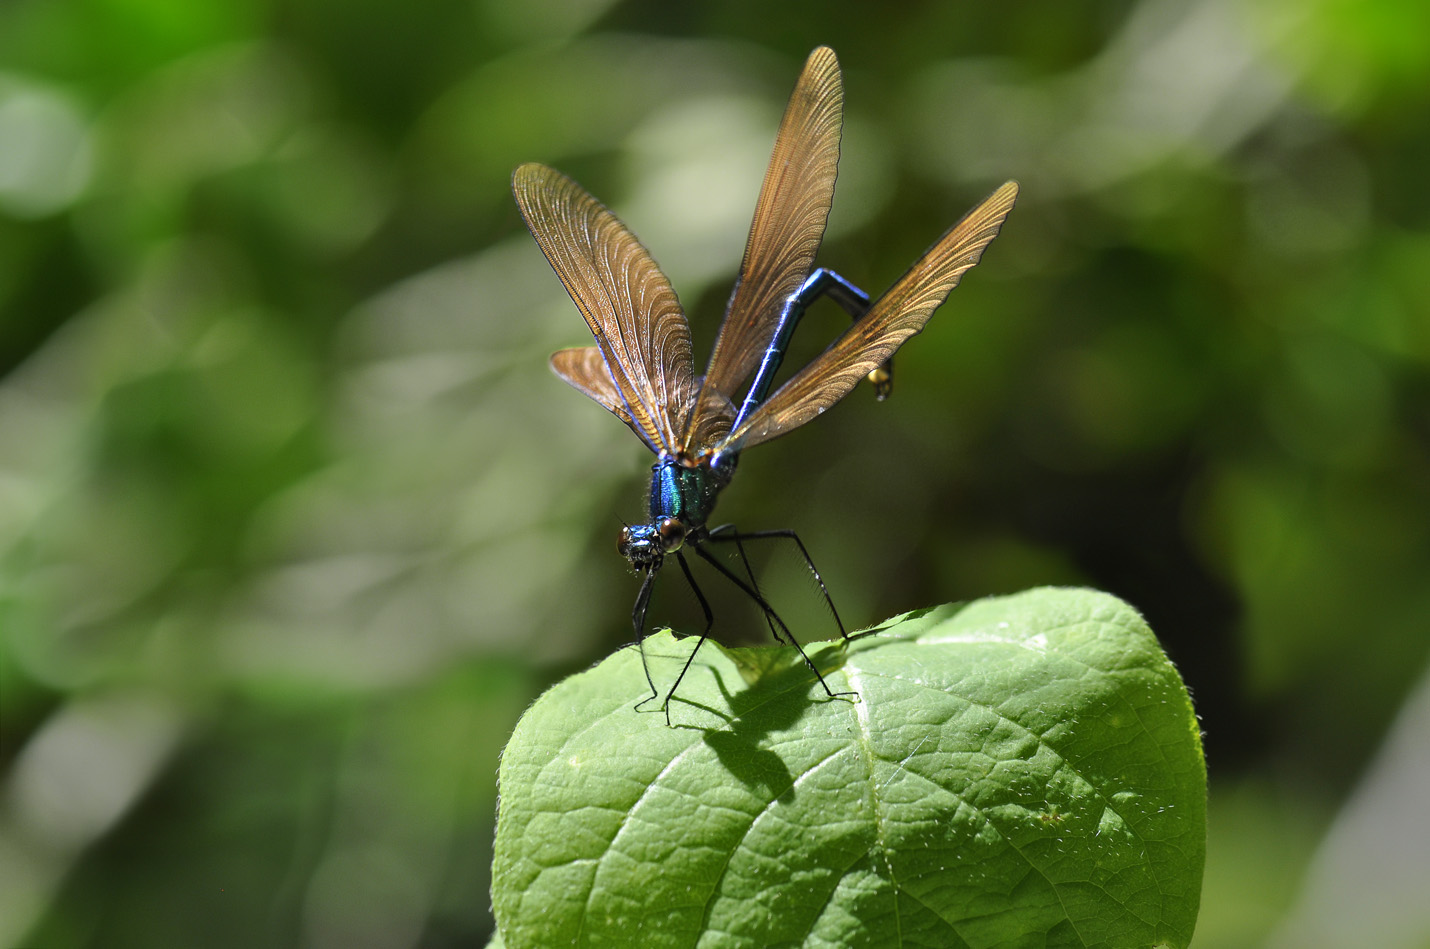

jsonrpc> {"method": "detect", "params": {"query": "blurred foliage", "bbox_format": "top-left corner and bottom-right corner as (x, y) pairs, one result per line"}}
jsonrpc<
(1, 0), (1427, 946)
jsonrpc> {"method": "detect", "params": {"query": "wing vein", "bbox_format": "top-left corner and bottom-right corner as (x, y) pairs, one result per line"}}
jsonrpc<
(514, 163), (697, 453)
(682, 46), (845, 453)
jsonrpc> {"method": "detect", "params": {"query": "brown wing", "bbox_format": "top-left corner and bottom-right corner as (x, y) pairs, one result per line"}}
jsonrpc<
(681, 46), (844, 454)
(514, 162), (695, 454)
(550, 346), (641, 432)
(715, 180), (1020, 454)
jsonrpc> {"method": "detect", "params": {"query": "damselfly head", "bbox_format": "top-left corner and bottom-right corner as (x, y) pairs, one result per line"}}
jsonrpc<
(618, 522), (667, 570)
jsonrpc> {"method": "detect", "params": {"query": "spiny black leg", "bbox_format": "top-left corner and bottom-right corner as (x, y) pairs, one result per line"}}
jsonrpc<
(691, 542), (856, 701)
(695, 531), (791, 645)
(663, 552), (714, 726)
(708, 526), (848, 641)
(734, 533), (785, 644)
(630, 567), (660, 712)
(707, 524), (784, 645)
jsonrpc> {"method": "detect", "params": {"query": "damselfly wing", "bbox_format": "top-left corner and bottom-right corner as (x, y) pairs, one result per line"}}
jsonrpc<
(513, 46), (1018, 722)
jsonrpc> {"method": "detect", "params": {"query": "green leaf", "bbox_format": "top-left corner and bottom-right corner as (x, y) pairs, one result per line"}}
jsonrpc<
(492, 587), (1205, 948)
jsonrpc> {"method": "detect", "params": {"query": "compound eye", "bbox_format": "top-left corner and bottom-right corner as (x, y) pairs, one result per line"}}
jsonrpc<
(617, 525), (635, 555)
(657, 517), (686, 552)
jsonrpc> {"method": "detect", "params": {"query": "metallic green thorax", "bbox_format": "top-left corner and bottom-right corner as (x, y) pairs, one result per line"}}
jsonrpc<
(649, 456), (732, 528)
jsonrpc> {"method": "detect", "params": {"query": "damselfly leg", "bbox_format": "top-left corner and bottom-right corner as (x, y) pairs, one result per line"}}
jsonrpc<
(654, 552), (716, 725)
(691, 543), (856, 702)
(706, 524), (848, 641)
(631, 568), (660, 708)
(706, 526), (783, 645)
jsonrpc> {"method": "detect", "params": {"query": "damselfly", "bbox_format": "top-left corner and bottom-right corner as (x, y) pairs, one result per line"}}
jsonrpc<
(513, 47), (1017, 721)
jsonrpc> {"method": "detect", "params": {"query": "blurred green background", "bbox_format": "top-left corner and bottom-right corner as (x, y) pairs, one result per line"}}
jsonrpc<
(2, 0), (1428, 945)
